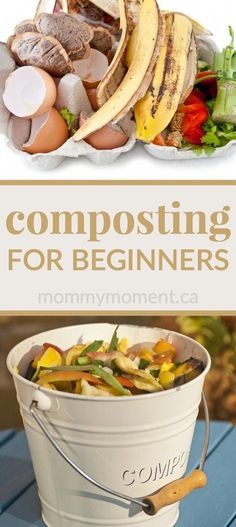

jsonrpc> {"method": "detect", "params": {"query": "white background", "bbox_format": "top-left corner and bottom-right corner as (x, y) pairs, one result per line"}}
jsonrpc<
(0, 0), (236, 180)
(0, 183), (236, 312)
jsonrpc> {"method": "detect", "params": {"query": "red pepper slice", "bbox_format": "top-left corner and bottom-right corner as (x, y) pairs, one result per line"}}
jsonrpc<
(179, 89), (209, 146)
(115, 376), (135, 388)
(196, 71), (217, 84)
(183, 127), (205, 146)
(196, 71), (217, 98)
(179, 102), (207, 114)
(185, 90), (207, 104)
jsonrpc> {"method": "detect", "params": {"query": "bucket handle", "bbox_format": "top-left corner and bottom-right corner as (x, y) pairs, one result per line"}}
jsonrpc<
(30, 393), (209, 516)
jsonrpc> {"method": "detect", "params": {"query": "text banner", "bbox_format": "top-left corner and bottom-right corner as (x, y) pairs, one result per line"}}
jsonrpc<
(0, 182), (235, 312)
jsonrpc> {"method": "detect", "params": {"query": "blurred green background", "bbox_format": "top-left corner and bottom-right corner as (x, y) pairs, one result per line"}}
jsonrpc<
(1, 316), (236, 430)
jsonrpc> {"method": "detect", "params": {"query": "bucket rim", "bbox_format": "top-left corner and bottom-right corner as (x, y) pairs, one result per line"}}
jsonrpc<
(7, 322), (211, 402)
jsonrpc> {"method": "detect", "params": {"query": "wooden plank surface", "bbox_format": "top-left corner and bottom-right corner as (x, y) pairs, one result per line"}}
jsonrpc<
(0, 431), (35, 513)
(187, 420), (233, 470)
(178, 427), (236, 527)
(0, 485), (42, 527)
(0, 430), (15, 448)
(0, 422), (235, 526)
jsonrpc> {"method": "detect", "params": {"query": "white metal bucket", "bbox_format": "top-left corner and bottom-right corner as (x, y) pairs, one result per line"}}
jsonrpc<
(7, 323), (211, 527)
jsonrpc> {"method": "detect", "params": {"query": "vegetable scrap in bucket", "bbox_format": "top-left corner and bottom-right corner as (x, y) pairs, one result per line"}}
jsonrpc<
(25, 327), (204, 396)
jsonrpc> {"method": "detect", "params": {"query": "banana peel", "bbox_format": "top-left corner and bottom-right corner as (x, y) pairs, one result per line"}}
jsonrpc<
(180, 33), (197, 103)
(126, 24), (138, 68)
(127, 0), (142, 26)
(73, 0), (164, 143)
(89, 0), (120, 18)
(97, 0), (133, 108)
(161, 10), (212, 36)
(135, 13), (193, 143)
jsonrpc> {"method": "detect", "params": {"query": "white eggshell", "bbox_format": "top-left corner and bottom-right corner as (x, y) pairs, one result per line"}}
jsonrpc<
(73, 49), (108, 88)
(3, 66), (57, 118)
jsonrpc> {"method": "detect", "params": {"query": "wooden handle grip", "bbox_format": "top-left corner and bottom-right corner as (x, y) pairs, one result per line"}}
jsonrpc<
(143, 470), (207, 516)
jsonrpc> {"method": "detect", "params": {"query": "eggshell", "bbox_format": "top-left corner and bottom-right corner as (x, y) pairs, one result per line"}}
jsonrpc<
(73, 49), (108, 89)
(80, 113), (129, 150)
(3, 66), (57, 118)
(23, 107), (69, 154)
(86, 88), (99, 110)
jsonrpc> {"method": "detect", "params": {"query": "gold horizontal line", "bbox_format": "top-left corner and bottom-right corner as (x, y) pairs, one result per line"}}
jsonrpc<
(1, 311), (236, 316)
(0, 180), (236, 186)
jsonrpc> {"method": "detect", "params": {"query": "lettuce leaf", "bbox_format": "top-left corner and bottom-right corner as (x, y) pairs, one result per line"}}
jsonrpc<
(60, 108), (77, 131)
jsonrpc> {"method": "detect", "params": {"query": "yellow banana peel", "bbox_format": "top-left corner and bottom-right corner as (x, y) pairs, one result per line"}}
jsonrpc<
(73, 0), (164, 142)
(135, 13), (193, 143)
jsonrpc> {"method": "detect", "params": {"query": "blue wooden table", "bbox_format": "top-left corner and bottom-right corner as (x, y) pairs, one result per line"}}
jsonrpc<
(0, 421), (235, 526)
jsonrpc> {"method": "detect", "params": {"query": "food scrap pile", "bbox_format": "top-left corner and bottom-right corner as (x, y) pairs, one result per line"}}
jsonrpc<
(25, 326), (204, 396)
(2, 0), (236, 157)
(155, 27), (236, 156)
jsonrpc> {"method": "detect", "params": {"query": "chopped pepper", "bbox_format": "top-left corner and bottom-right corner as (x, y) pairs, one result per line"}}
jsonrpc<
(179, 91), (209, 145)
(91, 365), (131, 396)
(152, 133), (167, 146)
(37, 370), (103, 386)
(195, 71), (218, 98)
